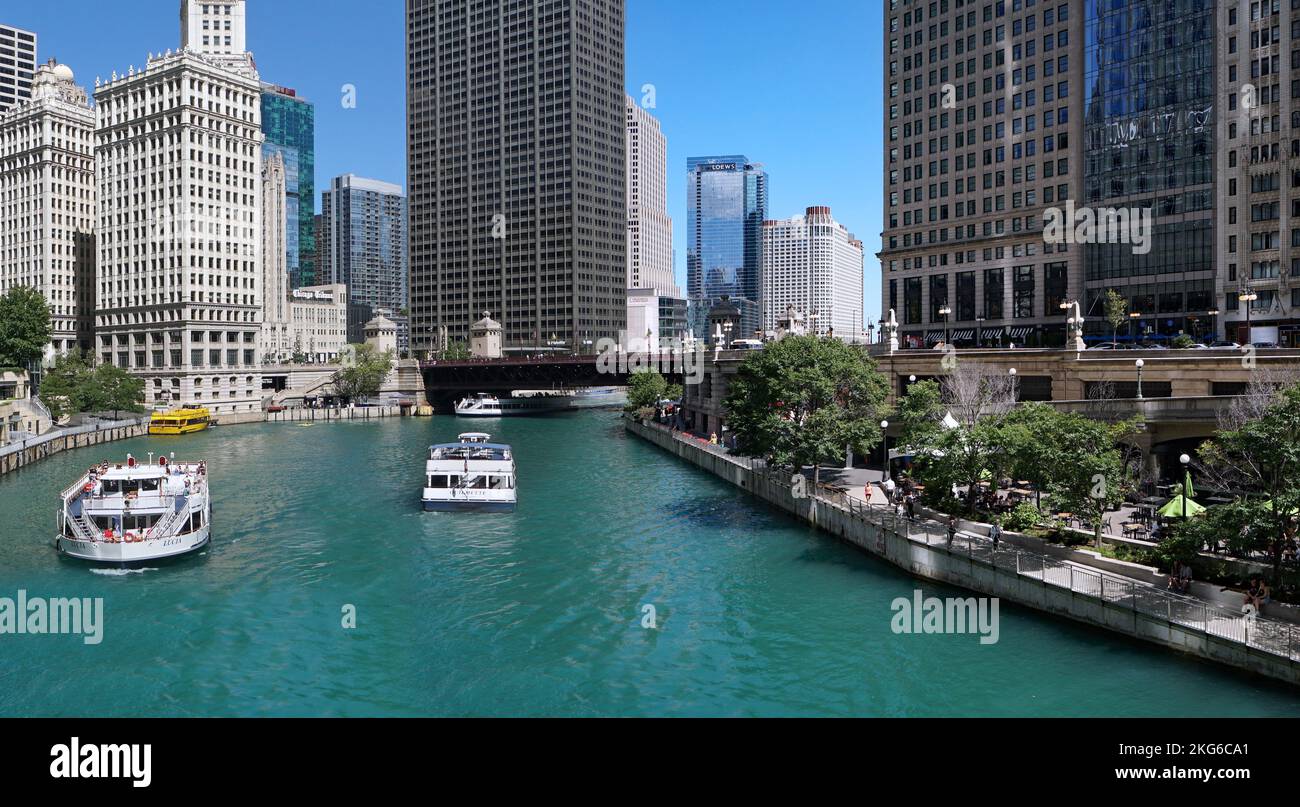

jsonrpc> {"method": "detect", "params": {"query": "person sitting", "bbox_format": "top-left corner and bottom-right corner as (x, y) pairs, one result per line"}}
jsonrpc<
(1179, 562), (1192, 594)
(1245, 577), (1264, 612)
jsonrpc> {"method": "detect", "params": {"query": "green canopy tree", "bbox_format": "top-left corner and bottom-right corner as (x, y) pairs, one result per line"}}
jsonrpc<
(626, 369), (669, 411)
(88, 363), (145, 420)
(1197, 383), (1300, 586)
(0, 287), (52, 368)
(1103, 288), (1128, 345)
(331, 344), (394, 402)
(1041, 413), (1141, 547)
(892, 379), (944, 452)
(724, 336), (890, 486)
(36, 351), (94, 421)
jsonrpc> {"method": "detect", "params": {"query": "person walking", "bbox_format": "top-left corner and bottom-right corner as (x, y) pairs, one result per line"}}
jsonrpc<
(906, 494), (917, 523)
(947, 514), (958, 547)
(989, 518), (1002, 550)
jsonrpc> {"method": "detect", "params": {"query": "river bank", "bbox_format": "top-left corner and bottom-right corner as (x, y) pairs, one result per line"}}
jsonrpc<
(624, 416), (1300, 687)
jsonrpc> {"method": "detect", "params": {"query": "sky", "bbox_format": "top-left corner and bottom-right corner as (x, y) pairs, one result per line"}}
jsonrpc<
(6, 0), (884, 326)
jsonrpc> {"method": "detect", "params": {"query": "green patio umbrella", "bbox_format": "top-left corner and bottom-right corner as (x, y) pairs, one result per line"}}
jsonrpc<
(1159, 494), (1206, 520)
(1182, 470), (1195, 500)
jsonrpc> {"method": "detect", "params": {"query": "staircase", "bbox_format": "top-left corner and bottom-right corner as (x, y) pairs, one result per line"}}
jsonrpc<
(147, 497), (191, 540)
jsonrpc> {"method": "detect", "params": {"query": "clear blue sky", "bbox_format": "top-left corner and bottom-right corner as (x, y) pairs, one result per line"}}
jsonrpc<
(7, 0), (884, 325)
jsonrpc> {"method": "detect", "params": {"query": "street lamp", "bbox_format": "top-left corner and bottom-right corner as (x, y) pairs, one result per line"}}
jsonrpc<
(1208, 308), (1221, 342)
(1180, 453), (1191, 520)
(880, 419), (890, 473)
(1129, 311), (1141, 343)
(1008, 367), (1018, 402)
(938, 304), (952, 344)
(1240, 288), (1258, 343)
(1135, 358), (1145, 399)
(975, 316), (986, 346)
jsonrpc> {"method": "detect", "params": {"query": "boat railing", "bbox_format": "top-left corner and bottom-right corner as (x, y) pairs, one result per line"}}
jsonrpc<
(147, 500), (192, 540)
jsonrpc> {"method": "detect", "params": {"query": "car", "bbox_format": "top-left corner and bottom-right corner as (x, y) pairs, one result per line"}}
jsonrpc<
(1251, 341), (1282, 349)
(1136, 342), (1169, 350)
(1087, 341), (1131, 350)
(1206, 340), (1241, 350)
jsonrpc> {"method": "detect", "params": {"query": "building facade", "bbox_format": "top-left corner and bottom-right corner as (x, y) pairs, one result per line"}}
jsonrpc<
(407, 0), (627, 354)
(762, 207), (865, 340)
(286, 284), (347, 364)
(879, 0), (1084, 349)
(261, 83), (315, 289)
(0, 60), (96, 360)
(94, 34), (264, 413)
(626, 94), (676, 294)
(318, 174), (407, 345)
(179, 0), (250, 73)
(0, 24), (36, 114)
(686, 155), (768, 341)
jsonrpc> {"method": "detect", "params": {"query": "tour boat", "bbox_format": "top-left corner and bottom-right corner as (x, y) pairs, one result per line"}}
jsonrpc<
(453, 391), (576, 417)
(570, 386), (628, 409)
(148, 407), (213, 435)
(55, 454), (212, 562)
(422, 433), (517, 513)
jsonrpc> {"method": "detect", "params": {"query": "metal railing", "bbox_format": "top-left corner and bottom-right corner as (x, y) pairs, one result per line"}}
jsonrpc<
(1, 416), (147, 458)
(631, 417), (1300, 662)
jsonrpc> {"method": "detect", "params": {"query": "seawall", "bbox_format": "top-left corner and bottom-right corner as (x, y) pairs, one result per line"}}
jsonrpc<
(625, 417), (1300, 686)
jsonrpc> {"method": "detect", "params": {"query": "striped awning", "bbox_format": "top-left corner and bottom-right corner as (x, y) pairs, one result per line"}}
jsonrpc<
(925, 330), (946, 343)
(950, 329), (976, 341)
(1007, 326), (1034, 339)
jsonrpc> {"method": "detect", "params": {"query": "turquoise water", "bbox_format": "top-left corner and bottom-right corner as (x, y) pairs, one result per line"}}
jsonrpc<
(0, 411), (1297, 716)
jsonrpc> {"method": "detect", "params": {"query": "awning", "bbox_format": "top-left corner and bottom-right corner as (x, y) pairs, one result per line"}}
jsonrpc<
(925, 330), (946, 343)
(950, 329), (975, 341)
(1007, 326), (1034, 339)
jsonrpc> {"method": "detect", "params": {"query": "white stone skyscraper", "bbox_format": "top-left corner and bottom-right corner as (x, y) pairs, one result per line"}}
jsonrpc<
(93, 4), (264, 414)
(0, 59), (96, 360)
(625, 95), (675, 296)
(179, 0), (251, 74)
(260, 151), (290, 363)
(761, 207), (864, 340)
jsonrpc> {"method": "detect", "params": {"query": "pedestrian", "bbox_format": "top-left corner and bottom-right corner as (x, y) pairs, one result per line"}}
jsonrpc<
(863, 482), (874, 503)
(947, 514), (958, 547)
(906, 495), (917, 523)
(990, 518), (1002, 550)
(883, 475), (897, 502)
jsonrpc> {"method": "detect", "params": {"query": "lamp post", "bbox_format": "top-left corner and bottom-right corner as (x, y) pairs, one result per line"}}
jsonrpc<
(1240, 288), (1258, 344)
(1180, 453), (1191, 520)
(1135, 358), (1145, 399)
(1129, 311), (1141, 343)
(1208, 308), (1220, 342)
(975, 315), (985, 346)
(1008, 367), (1018, 402)
(880, 419), (890, 473)
(938, 304), (952, 344)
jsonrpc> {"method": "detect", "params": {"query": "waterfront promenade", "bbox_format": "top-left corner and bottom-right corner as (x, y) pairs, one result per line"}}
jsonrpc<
(627, 417), (1300, 685)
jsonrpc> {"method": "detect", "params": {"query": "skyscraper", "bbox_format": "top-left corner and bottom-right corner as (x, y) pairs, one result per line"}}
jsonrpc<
(94, 2), (264, 414)
(179, 0), (250, 73)
(406, 0), (627, 355)
(0, 24), (36, 113)
(319, 174), (408, 345)
(762, 207), (864, 340)
(0, 59), (95, 359)
(261, 84), (316, 288)
(626, 95), (675, 295)
(686, 156), (768, 340)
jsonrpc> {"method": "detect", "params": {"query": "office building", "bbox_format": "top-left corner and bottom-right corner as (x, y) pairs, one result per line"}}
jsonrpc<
(0, 59), (96, 361)
(686, 155), (768, 341)
(0, 24), (36, 113)
(319, 174), (407, 344)
(626, 95), (675, 294)
(762, 207), (865, 340)
(407, 0), (627, 354)
(261, 82), (316, 288)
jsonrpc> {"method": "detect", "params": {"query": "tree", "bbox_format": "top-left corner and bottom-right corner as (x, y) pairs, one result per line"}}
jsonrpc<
(724, 336), (890, 486)
(88, 363), (145, 420)
(442, 340), (470, 361)
(1044, 415), (1141, 548)
(1198, 382), (1300, 586)
(37, 351), (94, 421)
(291, 334), (306, 365)
(0, 287), (52, 368)
(1103, 288), (1128, 345)
(331, 343), (394, 402)
(892, 379), (944, 452)
(626, 369), (669, 411)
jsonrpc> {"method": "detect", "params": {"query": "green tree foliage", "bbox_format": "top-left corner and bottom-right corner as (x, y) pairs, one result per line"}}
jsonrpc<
(893, 379), (944, 451)
(331, 344), (394, 402)
(442, 340), (471, 361)
(0, 287), (52, 368)
(89, 363), (146, 419)
(626, 369), (670, 411)
(1198, 383), (1300, 586)
(36, 352), (93, 421)
(724, 336), (890, 484)
(1103, 288), (1128, 345)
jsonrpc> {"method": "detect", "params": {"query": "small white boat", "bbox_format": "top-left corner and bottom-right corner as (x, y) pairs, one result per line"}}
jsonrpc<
(570, 386), (628, 409)
(422, 433), (517, 513)
(55, 454), (212, 562)
(454, 391), (575, 417)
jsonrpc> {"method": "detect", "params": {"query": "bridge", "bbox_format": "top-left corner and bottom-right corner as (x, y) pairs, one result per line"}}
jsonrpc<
(419, 354), (688, 410)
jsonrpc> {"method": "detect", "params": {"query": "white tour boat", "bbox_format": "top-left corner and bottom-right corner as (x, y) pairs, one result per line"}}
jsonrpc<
(55, 454), (212, 563)
(422, 433), (517, 513)
(454, 391), (576, 417)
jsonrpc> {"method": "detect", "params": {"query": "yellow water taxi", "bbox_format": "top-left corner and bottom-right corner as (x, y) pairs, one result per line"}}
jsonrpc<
(148, 407), (213, 436)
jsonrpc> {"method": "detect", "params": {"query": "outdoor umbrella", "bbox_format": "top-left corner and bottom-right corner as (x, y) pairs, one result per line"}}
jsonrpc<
(1183, 470), (1195, 500)
(1159, 495), (1206, 519)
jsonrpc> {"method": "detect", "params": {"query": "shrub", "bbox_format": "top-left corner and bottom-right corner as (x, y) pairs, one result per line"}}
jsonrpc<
(1004, 502), (1043, 532)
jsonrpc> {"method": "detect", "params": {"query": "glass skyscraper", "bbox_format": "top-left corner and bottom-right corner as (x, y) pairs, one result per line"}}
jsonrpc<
(261, 83), (316, 288)
(1082, 0), (1215, 339)
(319, 174), (408, 345)
(686, 156), (768, 340)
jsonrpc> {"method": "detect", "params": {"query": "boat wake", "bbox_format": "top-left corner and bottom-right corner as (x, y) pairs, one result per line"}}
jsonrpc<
(89, 567), (160, 577)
